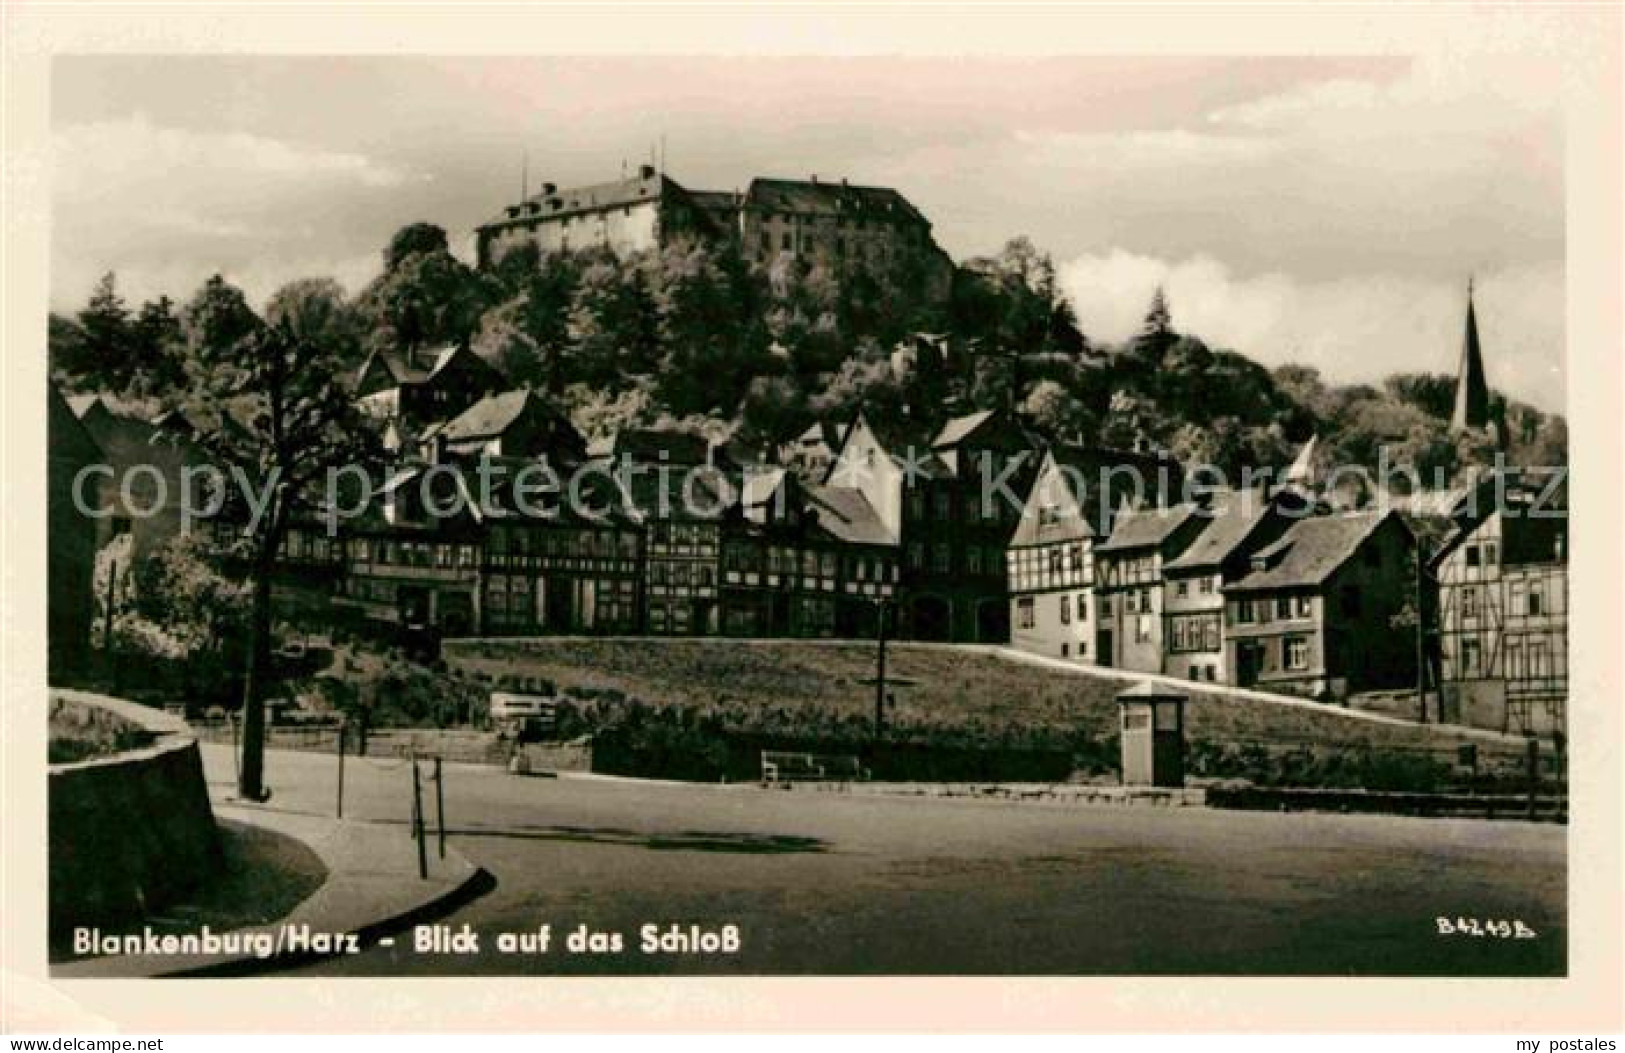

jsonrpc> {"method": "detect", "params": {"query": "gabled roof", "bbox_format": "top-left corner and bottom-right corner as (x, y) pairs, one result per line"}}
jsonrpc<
(1163, 488), (1276, 573)
(438, 389), (559, 445)
(806, 485), (896, 547)
(793, 419), (848, 450)
(933, 409), (996, 449)
(742, 467), (789, 513)
(1426, 467), (1569, 569)
(1095, 503), (1202, 554)
(49, 384), (104, 466)
(1226, 511), (1395, 593)
(358, 345), (494, 393)
(1008, 452), (1095, 549)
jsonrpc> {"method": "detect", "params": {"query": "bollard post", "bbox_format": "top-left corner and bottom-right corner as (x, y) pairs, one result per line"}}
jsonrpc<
(411, 752), (428, 879)
(336, 720), (347, 819)
(435, 755), (446, 859)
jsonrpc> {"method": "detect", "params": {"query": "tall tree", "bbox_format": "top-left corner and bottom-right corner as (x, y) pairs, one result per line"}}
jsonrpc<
(70, 273), (136, 391)
(182, 275), (262, 358)
(129, 295), (187, 399)
(358, 222), (489, 357)
(182, 288), (380, 800)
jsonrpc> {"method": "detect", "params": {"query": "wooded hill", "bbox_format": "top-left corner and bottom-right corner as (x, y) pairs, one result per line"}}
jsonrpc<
(49, 221), (1567, 488)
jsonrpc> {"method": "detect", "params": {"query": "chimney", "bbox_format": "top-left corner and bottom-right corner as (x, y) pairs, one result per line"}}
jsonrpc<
(810, 174), (818, 185)
(542, 181), (556, 195)
(638, 164), (656, 179)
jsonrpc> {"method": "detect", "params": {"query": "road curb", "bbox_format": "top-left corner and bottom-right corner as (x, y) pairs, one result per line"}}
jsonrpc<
(51, 807), (493, 979)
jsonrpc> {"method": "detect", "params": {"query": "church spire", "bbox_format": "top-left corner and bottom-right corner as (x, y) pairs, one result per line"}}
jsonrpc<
(1450, 276), (1490, 433)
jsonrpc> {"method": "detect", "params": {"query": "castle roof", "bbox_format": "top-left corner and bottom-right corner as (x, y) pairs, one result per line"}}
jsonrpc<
(481, 171), (683, 229)
(744, 177), (930, 227)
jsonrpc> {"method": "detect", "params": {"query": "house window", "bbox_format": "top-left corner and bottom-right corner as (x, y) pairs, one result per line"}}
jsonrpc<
(933, 491), (951, 518)
(1060, 595), (1071, 625)
(1077, 592), (1089, 622)
(1237, 599), (1254, 624)
(1504, 636), (1524, 679)
(1461, 586), (1479, 618)
(781, 232), (792, 250)
(1461, 637), (1483, 677)
(968, 547), (983, 575)
(908, 492), (926, 520)
(1099, 596), (1112, 617)
(1465, 545), (1481, 568)
(1296, 595), (1312, 618)
(1528, 637), (1550, 677)
(907, 542), (924, 570)
(1276, 597), (1292, 620)
(1285, 635), (1310, 670)
(1483, 541), (1498, 566)
(1017, 597), (1035, 629)
(932, 544), (951, 573)
(1136, 614), (1153, 643)
(1177, 580), (1189, 598)
(1527, 583), (1545, 616)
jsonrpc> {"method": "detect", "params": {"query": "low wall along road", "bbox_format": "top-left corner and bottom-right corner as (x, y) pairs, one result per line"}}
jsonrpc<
(48, 689), (222, 933)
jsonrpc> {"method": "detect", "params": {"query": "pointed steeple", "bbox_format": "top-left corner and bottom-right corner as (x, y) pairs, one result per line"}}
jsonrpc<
(1451, 277), (1490, 433)
(1284, 435), (1318, 490)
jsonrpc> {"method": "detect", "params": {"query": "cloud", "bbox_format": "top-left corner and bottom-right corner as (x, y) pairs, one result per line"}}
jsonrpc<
(1060, 249), (1565, 415)
(51, 114), (426, 308)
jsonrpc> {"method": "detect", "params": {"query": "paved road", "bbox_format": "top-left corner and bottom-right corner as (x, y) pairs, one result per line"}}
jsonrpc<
(200, 744), (1565, 976)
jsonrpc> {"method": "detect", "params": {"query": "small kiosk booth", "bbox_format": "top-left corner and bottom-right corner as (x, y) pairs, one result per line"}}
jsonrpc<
(1117, 681), (1188, 788)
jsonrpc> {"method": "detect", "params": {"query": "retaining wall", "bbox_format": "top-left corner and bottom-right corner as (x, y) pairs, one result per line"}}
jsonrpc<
(49, 690), (222, 933)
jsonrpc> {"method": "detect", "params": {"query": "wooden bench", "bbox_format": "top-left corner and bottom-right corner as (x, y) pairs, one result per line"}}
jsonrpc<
(760, 750), (868, 786)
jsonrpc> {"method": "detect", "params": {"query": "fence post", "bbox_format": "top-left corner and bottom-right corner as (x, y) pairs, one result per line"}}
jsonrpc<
(1525, 736), (1539, 820)
(434, 755), (446, 859)
(411, 751), (428, 879)
(336, 720), (347, 819)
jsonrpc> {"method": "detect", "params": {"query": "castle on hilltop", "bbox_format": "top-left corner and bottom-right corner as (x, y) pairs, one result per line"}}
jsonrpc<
(474, 165), (955, 301)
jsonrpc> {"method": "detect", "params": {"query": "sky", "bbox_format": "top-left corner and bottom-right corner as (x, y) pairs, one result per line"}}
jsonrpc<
(49, 54), (1565, 412)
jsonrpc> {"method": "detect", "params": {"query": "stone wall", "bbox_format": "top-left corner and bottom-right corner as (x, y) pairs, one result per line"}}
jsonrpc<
(49, 690), (221, 933)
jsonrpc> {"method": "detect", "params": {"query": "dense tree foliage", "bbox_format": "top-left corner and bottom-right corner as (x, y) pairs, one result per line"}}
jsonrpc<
(51, 226), (1567, 491)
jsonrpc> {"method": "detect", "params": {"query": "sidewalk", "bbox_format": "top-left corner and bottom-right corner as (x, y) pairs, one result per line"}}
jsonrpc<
(52, 804), (487, 978)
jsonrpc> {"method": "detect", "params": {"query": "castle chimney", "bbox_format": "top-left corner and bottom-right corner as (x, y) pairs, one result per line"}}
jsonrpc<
(638, 164), (656, 180)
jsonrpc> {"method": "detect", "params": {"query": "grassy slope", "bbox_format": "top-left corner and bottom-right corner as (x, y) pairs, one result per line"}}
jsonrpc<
(446, 638), (1513, 755)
